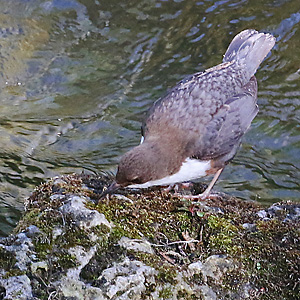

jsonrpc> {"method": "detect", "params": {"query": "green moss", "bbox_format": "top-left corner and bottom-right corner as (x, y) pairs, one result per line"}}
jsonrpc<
(14, 208), (41, 233)
(89, 181), (299, 299)
(59, 225), (94, 249)
(157, 267), (178, 284)
(10, 174), (299, 300)
(207, 215), (241, 254)
(159, 287), (173, 299)
(0, 247), (17, 271)
(242, 218), (300, 299)
(131, 251), (178, 289)
(81, 241), (125, 282)
(95, 192), (200, 249)
(177, 290), (199, 300)
(55, 251), (78, 270)
(2, 269), (25, 279)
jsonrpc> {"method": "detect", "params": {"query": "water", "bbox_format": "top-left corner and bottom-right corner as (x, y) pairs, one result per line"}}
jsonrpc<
(0, 0), (299, 236)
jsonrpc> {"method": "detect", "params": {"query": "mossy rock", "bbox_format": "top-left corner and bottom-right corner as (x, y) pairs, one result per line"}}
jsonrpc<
(0, 173), (298, 300)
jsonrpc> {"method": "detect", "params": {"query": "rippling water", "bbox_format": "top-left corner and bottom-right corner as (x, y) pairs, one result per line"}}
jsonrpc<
(0, 0), (299, 236)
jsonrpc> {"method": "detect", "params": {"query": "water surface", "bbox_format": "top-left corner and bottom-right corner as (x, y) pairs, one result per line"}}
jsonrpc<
(0, 0), (299, 236)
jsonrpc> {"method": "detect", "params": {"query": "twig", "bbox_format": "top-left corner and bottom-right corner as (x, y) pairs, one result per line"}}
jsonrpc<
(149, 239), (200, 247)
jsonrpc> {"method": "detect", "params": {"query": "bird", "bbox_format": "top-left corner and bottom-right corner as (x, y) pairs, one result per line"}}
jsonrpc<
(107, 29), (275, 200)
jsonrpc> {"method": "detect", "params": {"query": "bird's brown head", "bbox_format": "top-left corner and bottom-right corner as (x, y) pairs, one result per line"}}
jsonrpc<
(116, 143), (155, 187)
(115, 134), (187, 188)
(99, 142), (158, 199)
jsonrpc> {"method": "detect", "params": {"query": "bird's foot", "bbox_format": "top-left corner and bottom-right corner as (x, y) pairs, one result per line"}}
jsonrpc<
(163, 182), (193, 193)
(174, 191), (223, 216)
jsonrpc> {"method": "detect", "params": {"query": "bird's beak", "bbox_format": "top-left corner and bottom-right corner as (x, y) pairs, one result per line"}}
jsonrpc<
(106, 181), (120, 193)
(99, 181), (120, 200)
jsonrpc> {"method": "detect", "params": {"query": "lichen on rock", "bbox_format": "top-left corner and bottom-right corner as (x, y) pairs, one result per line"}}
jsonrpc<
(0, 173), (299, 300)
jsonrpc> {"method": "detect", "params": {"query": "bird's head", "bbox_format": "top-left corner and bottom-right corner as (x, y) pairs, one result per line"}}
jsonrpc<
(116, 143), (156, 187)
(100, 141), (160, 198)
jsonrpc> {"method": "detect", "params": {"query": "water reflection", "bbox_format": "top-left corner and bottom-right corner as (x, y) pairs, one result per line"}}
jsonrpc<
(0, 0), (299, 235)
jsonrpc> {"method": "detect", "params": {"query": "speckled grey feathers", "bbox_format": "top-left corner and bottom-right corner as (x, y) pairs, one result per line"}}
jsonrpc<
(142, 30), (275, 161)
(116, 29), (276, 188)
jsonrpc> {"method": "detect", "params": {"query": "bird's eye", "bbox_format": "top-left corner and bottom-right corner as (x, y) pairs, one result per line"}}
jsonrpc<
(131, 177), (141, 184)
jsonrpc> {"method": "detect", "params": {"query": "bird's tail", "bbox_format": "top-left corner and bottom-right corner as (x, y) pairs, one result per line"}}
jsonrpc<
(223, 29), (275, 81)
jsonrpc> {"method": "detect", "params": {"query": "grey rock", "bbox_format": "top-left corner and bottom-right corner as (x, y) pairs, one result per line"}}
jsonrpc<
(59, 195), (111, 230)
(99, 258), (157, 300)
(0, 174), (298, 300)
(25, 225), (41, 238)
(242, 223), (257, 232)
(257, 209), (268, 219)
(4, 232), (34, 272)
(199, 285), (218, 300)
(0, 275), (32, 300)
(189, 255), (236, 283)
(118, 237), (155, 254)
(31, 260), (48, 274)
(257, 202), (300, 222)
(55, 245), (104, 300)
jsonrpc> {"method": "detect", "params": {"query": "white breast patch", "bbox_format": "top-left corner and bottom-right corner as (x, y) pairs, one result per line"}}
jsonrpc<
(128, 158), (211, 189)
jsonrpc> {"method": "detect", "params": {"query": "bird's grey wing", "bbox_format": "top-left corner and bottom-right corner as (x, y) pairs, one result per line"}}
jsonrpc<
(142, 70), (221, 138)
(192, 77), (258, 160)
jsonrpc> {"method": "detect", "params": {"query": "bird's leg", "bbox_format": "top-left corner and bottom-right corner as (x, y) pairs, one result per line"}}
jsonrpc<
(175, 168), (224, 200)
(199, 168), (223, 199)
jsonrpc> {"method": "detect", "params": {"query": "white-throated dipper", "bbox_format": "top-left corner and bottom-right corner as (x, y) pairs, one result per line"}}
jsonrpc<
(108, 29), (275, 199)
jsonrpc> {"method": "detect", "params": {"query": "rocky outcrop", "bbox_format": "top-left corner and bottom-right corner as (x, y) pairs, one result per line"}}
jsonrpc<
(0, 174), (299, 300)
